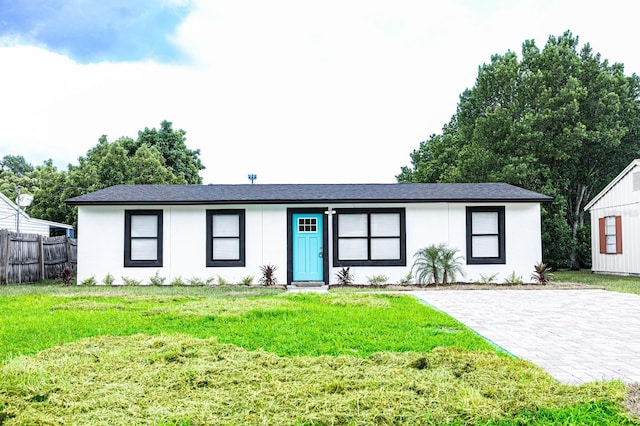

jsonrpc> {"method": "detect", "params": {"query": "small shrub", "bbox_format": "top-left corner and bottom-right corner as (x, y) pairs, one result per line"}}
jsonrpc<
(475, 273), (498, 285)
(187, 277), (205, 286)
(412, 243), (465, 286)
(398, 272), (413, 285)
(367, 275), (388, 285)
(79, 276), (97, 286)
(148, 271), (166, 286)
(239, 276), (254, 285)
(259, 264), (278, 286)
(121, 276), (142, 286)
(102, 273), (115, 286)
(503, 271), (523, 285)
(216, 275), (230, 285)
(171, 276), (186, 286)
(531, 262), (553, 285)
(205, 276), (217, 286)
(334, 267), (354, 285)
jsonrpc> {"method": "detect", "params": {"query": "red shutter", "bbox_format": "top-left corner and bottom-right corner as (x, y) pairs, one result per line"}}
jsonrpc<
(599, 217), (606, 254)
(615, 215), (623, 254)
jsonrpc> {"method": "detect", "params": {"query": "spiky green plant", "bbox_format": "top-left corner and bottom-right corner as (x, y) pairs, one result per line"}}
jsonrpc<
(412, 244), (443, 285)
(412, 244), (465, 285)
(440, 246), (465, 284)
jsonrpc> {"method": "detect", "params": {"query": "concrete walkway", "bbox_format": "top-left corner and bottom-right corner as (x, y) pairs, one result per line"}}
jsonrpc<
(412, 289), (640, 384)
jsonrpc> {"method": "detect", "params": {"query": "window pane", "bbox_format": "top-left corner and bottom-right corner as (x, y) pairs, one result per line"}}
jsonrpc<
(371, 213), (399, 237)
(606, 235), (617, 253)
(338, 214), (367, 237)
(338, 238), (368, 260)
(371, 238), (400, 260)
(472, 235), (499, 258)
(212, 215), (239, 237)
(472, 212), (498, 235)
(605, 216), (616, 235)
(131, 239), (157, 260)
(131, 215), (157, 238)
(212, 238), (239, 260)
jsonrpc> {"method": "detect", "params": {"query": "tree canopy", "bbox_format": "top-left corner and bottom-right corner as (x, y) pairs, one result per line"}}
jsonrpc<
(398, 31), (640, 268)
(0, 121), (204, 231)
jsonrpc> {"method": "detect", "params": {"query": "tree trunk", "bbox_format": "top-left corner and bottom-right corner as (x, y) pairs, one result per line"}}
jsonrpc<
(568, 184), (588, 270)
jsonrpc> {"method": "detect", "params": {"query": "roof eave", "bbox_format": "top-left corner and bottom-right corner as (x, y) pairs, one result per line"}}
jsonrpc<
(67, 197), (552, 206)
(584, 159), (640, 211)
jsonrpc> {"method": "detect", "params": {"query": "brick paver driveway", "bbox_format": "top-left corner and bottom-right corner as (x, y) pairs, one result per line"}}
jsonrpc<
(412, 289), (640, 384)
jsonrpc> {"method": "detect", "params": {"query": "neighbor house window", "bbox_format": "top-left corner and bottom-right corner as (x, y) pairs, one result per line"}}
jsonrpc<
(206, 209), (245, 267)
(124, 210), (163, 267)
(466, 206), (505, 264)
(333, 208), (406, 266)
(599, 215), (622, 254)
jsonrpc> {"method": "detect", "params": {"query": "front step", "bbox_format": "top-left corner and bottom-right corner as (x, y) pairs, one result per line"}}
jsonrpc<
(290, 281), (325, 287)
(287, 282), (329, 292)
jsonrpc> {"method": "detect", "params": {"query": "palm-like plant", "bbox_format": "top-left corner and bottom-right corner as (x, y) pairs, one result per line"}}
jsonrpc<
(412, 244), (465, 286)
(412, 244), (444, 285)
(440, 246), (465, 285)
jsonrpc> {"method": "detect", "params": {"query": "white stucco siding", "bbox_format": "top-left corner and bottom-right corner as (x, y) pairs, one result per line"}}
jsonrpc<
(327, 202), (541, 284)
(77, 201), (543, 285)
(77, 206), (126, 283)
(588, 163), (640, 275)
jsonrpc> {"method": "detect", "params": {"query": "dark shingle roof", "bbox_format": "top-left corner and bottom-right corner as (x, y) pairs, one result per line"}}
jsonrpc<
(65, 183), (552, 205)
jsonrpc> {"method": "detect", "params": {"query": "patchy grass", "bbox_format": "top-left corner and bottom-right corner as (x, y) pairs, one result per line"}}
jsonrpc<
(0, 334), (635, 425)
(554, 269), (640, 296)
(0, 284), (638, 424)
(0, 288), (493, 360)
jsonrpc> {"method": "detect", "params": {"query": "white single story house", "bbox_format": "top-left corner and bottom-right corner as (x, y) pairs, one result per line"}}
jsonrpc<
(584, 159), (640, 276)
(0, 192), (75, 237)
(66, 183), (551, 285)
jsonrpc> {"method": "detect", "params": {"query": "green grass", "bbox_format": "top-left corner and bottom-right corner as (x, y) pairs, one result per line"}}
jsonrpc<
(0, 284), (638, 425)
(554, 269), (640, 296)
(0, 286), (493, 360)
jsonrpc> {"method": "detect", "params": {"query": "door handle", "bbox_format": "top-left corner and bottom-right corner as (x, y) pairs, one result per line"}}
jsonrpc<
(319, 252), (323, 258)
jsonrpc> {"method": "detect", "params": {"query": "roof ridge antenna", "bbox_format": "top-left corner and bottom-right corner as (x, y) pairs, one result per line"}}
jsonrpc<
(248, 174), (257, 184)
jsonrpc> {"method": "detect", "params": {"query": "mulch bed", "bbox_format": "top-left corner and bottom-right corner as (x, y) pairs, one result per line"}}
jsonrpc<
(329, 282), (602, 291)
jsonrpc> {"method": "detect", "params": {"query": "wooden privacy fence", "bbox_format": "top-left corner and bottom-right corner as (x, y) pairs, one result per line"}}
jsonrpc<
(0, 230), (77, 284)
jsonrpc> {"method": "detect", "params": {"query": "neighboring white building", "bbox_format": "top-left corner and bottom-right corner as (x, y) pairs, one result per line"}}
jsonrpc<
(585, 159), (640, 276)
(66, 183), (551, 285)
(0, 192), (74, 237)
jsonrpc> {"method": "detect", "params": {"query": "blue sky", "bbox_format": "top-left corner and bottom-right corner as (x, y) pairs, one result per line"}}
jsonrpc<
(1, 1), (639, 184)
(0, 0), (190, 62)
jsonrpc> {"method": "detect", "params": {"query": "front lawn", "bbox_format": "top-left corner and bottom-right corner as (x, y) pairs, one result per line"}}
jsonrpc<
(0, 285), (637, 425)
(554, 269), (640, 296)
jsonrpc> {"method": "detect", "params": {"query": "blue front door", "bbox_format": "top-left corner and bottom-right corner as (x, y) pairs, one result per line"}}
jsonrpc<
(292, 213), (323, 281)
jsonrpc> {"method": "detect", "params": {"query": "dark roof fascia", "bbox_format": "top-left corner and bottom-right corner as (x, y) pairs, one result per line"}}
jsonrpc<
(68, 197), (552, 206)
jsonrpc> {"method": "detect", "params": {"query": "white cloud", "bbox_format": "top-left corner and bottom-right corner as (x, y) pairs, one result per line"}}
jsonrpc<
(2, 0), (640, 184)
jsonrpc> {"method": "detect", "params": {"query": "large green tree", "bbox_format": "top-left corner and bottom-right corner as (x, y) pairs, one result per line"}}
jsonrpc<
(135, 120), (205, 184)
(398, 31), (640, 268)
(1, 121), (204, 231)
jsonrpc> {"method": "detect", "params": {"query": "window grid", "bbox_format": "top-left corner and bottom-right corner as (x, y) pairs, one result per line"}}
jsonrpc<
(605, 216), (617, 254)
(124, 210), (163, 267)
(466, 207), (505, 265)
(334, 209), (406, 266)
(206, 210), (245, 267)
(298, 217), (318, 233)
